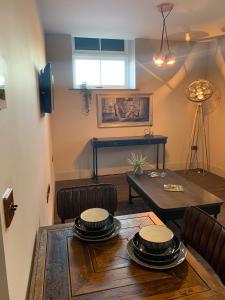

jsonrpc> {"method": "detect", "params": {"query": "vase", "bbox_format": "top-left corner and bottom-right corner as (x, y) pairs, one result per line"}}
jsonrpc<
(134, 166), (144, 176)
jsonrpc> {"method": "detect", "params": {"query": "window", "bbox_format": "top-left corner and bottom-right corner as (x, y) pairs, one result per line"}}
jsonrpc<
(73, 37), (135, 89)
(75, 37), (125, 52)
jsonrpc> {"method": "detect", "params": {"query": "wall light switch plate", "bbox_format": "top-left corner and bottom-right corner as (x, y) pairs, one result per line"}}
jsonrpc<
(3, 187), (17, 228)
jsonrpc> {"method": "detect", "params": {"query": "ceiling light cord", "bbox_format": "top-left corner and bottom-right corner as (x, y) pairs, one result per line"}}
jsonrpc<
(160, 8), (171, 52)
(153, 2), (175, 67)
(164, 19), (170, 52)
(160, 10), (165, 52)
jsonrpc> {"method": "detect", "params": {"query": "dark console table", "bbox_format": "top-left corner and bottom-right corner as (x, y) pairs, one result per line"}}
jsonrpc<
(91, 135), (168, 179)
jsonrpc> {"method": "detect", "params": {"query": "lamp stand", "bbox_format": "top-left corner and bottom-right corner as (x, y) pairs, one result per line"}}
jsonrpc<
(186, 103), (209, 175)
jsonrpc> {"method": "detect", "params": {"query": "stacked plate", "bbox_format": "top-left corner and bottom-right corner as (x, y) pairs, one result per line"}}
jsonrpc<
(127, 225), (187, 269)
(73, 208), (121, 242)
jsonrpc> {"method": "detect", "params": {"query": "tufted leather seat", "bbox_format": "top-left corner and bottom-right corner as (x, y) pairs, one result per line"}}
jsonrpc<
(57, 183), (117, 223)
(181, 206), (225, 285)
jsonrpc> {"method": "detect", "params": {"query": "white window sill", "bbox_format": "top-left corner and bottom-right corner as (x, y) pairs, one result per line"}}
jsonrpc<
(69, 88), (139, 91)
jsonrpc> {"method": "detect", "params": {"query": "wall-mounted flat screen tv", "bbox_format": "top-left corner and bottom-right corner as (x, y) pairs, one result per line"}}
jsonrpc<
(39, 63), (54, 113)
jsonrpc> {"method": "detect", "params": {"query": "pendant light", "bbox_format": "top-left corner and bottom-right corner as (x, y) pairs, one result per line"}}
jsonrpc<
(153, 3), (175, 67)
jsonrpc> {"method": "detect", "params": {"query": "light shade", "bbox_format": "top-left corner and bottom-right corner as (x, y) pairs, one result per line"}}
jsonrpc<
(153, 52), (165, 67)
(185, 32), (191, 42)
(165, 52), (176, 65)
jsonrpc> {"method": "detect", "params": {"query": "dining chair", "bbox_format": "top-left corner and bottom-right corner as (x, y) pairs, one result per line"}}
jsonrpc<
(181, 206), (225, 285)
(57, 183), (118, 223)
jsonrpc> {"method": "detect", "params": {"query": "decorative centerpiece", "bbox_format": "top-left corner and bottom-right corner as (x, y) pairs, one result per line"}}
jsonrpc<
(128, 152), (147, 175)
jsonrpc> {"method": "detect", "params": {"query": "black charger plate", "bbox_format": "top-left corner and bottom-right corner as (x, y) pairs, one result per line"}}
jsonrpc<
(73, 218), (121, 242)
(132, 232), (180, 261)
(133, 247), (179, 265)
(73, 225), (115, 240)
(127, 240), (187, 270)
(74, 214), (114, 236)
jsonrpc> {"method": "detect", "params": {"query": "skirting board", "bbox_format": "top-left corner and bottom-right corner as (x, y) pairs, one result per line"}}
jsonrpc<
(209, 165), (225, 179)
(55, 161), (187, 181)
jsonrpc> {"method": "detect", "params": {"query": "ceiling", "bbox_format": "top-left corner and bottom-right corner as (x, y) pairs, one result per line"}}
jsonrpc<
(36, 0), (225, 41)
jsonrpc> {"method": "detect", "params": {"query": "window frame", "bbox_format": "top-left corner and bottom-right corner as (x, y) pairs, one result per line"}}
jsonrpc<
(73, 54), (129, 89)
(73, 39), (129, 55)
(73, 39), (130, 89)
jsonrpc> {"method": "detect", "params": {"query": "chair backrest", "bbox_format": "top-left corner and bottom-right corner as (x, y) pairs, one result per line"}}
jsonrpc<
(57, 183), (117, 223)
(181, 206), (225, 285)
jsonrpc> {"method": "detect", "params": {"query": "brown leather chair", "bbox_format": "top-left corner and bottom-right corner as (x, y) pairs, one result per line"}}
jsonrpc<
(181, 206), (225, 285)
(57, 183), (117, 223)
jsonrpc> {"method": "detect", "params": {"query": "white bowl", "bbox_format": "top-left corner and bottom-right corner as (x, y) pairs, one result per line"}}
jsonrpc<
(80, 208), (109, 229)
(139, 225), (174, 251)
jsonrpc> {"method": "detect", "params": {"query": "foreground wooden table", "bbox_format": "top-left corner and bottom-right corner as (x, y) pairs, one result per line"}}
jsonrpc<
(29, 212), (225, 299)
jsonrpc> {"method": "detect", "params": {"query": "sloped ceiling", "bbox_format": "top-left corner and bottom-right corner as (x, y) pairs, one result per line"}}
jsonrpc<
(37, 0), (225, 41)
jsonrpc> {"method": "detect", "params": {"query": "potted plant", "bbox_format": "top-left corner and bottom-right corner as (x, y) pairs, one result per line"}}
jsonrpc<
(80, 82), (92, 114)
(128, 152), (147, 175)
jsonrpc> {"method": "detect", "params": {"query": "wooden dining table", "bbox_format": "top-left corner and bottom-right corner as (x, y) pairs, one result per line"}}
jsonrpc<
(29, 212), (225, 300)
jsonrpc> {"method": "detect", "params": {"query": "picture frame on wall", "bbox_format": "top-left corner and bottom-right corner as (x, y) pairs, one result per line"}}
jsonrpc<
(97, 94), (153, 128)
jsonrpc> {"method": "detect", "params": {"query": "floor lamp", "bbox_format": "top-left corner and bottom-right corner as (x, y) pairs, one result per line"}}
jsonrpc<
(185, 79), (214, 175)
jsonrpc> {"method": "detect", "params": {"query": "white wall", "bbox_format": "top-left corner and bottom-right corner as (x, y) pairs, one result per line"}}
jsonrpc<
(0, 215), (9, 300)
(47, 34), (211, 180)
(207, 37), (225, 177)
(0, 1), (54, 299)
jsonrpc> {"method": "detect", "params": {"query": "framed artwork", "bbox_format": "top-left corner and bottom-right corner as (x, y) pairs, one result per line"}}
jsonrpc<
(0, 56), (7, 110)
(97, 94), (152, 128)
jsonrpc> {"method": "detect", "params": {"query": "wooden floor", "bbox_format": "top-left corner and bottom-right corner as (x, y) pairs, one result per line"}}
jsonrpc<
(55, 170), (225, 227)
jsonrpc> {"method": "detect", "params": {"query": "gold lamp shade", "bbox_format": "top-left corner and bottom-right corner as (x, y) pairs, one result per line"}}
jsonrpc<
(185, 79), (214, 103)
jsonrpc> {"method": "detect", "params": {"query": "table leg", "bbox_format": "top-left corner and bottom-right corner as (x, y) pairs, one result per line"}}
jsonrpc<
(95, 148), (98, 180)
(92, 146), (95, 179)
(128, 184), (133, 204)
(92, 147), (99, 181)
(156, 144), (159, 169)
(163, 143), (165, 169)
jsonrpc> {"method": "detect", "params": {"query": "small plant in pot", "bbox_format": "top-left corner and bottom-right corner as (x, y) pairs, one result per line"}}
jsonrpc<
(80, 82), (92, 114)
(128, 152), (147, 175)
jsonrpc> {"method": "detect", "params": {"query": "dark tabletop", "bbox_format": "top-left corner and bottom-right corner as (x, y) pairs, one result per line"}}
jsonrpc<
(127, 170), (224, 210)
(92, 135), (167, 142)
